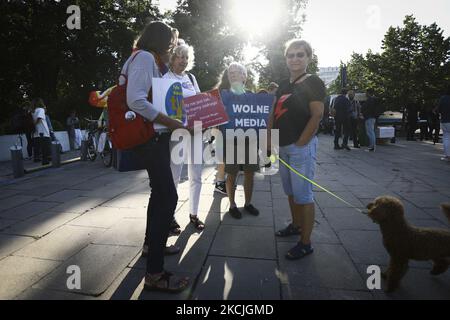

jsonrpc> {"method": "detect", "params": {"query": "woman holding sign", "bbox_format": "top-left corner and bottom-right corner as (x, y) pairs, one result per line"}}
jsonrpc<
(125, 22), (189, 292)
(163, 41), (206, 231)
(270, 39), (326, 260)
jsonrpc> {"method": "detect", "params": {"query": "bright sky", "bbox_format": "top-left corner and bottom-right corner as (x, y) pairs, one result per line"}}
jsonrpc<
(301, 0), (450, 67)
(158, 0), (450, 67)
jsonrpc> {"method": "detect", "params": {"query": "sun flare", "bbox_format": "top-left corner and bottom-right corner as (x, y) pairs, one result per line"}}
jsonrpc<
(230, 0), (282, 38)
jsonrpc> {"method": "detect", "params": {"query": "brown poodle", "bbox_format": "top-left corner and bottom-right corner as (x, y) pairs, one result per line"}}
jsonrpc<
(366, 196), (450, 292)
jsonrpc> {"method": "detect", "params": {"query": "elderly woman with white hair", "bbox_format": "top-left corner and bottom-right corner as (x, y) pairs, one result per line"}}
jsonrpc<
(163, 41), (206, 232)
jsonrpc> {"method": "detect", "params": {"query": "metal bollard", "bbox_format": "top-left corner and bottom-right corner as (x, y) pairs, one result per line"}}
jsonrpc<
(51, 142), (61, 167)
(80, 140), (88, 161)
(10, 145), (25, 178)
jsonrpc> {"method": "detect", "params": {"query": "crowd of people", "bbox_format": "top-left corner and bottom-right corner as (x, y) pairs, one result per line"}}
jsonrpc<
(9, 19), (449, 294)
(118, 21), (326, 293)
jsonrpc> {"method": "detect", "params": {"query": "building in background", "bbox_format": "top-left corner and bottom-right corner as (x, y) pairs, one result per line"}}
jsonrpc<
(318, 67), (339, 87)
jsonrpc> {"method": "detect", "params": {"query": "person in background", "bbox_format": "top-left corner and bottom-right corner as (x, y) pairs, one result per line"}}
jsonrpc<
(270, 39), (326, 260)
(212, 71), (230, 195)
(362, 88), (378, 152)
(67, 110), (80, 150)
(434, 86), (450, 161)
(348, 90), (362, 148)
(333, 88), (351, 151)
(23, 103), (35, 160)
(267, 82), (279, 95)
(31, 98), (51, 165)
(406, 101), (418, 141)
(44, 107), (56, 141)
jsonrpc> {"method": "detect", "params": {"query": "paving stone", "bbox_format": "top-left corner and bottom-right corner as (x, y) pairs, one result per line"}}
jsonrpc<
(321, 207), (378, 231)
(0, 218), (19, 231)
(33, 244), (140, 296)
(25, 185), (71, 197)
(0, 195), (39, 212)
(314, 192), (364, 209)
(282, 285), (374, 300)
(0, 189), (20, 200)
(277, 242), (367, 291)
(423, 207), (450, 226)
(48, 196), (108, 214)
(124, 182), (150, 194)
(0, 234), (35, 260)
(346, 186), (395, 199)
(192, 256), (280, 300)
(221, 207), (274, 227)
(92, 218), (145, 247)
(313, 180), (349, 192)
(101, 266), (193, 300)
(67, 206), (129, 229)
(400, 192), (450, 209)
(355, 264), (450, 300)
(129, 225), (218, 274)
(39, 189), (86, 203)
(0, 256), (60, 299)
(338, 230), (432, 269)
(275, 216), (341, 245)
(210, 225), (276, 259)
(2, 212), (80, 238)
(13, 225), (104, 261)
(101, 193), (148, 209)
(15, 287), (94, 300)
(0, 201), (61, 221)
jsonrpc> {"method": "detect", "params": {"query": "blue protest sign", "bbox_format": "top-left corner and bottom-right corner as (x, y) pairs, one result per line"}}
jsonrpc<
(220, 91), (274, 131)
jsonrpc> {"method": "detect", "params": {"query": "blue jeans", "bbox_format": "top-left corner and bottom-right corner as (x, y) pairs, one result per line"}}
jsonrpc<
(365, 118), (376, 148)
(279, 137), (318, 205)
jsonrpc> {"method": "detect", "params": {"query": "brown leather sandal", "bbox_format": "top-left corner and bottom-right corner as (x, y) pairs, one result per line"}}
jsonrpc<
(144, 271), (189, 293)
(189, 214), (205, 231)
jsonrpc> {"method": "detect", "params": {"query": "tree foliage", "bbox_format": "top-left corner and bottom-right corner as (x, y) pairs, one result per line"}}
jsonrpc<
(1, 0), (313, 133)
(329, 15), (450, 111)
(1, 0), (160, 130)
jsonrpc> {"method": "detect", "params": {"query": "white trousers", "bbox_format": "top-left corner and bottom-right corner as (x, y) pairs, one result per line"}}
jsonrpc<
(170, 132), (204, 216)
(442, 122), (450, 157)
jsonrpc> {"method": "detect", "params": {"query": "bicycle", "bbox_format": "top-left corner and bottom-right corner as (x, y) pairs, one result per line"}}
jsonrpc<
(83, 118), (113, 167)
(83, 119), (98, 162)
(97, 126), (113, 167)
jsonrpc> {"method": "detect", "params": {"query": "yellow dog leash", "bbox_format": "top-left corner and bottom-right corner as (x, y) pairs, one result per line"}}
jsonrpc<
(270, 154), (365, 214)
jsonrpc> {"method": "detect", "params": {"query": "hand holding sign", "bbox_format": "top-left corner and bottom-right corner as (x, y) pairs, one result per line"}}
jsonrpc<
(183, 89), (229, 129)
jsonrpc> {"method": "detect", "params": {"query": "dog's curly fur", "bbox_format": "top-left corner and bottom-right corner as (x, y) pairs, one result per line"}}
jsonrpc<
(366, 196), (450, 292)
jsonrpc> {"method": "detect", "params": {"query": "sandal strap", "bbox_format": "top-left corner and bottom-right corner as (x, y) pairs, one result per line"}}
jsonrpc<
(276, 223), (300, 236)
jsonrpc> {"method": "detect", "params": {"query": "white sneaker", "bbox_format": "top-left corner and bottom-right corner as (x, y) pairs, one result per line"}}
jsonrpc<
(441, 157), (450, 162)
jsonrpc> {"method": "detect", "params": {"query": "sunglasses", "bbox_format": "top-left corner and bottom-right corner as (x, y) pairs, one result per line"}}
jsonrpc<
(286, 52), (306, 59)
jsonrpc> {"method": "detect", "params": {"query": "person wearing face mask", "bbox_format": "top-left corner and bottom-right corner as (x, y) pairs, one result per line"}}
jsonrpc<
(217, 62), (260, 219)
(269, 39), (326, 260)
(163, 41), (206, 232)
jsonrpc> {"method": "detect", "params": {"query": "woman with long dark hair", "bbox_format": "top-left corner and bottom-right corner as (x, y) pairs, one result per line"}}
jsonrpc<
(124, 21), (189, 292)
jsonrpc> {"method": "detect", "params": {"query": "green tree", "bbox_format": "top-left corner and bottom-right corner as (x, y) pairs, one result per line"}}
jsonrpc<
(329, 15), (450, 111)
(1, 0), (161, 128)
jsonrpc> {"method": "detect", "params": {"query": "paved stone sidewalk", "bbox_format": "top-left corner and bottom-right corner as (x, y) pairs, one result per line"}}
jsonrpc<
(0, 136), (449, 300)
